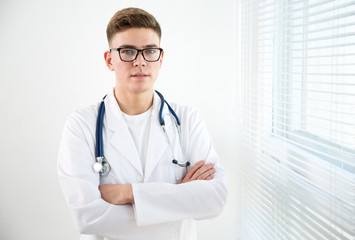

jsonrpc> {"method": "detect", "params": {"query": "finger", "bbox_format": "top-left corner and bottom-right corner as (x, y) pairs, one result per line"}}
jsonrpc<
(203, 166), (216, 180)
(99, 184), (112, 190)
(191, 163), (215, 180)
(184, 160), (205, 180)
(98, 184), (106, 191)
(191, 163), (213, 180)
(205, 174), (214, 180)
(197, 167), (216, 180)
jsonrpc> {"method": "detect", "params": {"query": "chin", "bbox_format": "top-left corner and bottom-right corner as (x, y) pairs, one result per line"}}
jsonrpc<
(116, 79), (155, 94)
(130, 86), (153, 94)
(130, 82), (155, 92)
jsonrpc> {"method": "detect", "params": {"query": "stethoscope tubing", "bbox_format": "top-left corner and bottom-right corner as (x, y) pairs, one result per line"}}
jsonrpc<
(94, 90), (190, 176)
(155, 90), (181, 126)
(96, 95), (107, 159)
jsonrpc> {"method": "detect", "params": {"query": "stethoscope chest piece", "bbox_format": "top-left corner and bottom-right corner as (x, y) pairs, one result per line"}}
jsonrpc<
(93, 162), (103, 173)
(93, 157), (110, 176)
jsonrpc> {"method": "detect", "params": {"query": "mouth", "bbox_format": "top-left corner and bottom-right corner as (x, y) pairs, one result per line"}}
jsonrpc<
(131, 73), (149, 78)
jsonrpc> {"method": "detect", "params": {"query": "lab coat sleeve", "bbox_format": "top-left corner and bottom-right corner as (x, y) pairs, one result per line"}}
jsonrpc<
(57, 112), (136, 238)
(132, 108), (228, 226)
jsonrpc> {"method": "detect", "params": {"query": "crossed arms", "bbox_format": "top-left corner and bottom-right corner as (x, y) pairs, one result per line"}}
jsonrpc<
(99, 160), (216, 205)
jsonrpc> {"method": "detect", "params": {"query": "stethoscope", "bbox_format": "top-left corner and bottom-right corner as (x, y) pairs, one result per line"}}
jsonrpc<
(93, 90), (190, 176)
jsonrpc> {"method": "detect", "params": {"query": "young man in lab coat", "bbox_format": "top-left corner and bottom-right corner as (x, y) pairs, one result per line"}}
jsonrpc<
(58, 7), (227, 240)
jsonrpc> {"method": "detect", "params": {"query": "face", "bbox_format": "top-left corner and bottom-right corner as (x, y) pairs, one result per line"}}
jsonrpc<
(104, 28), (164, 95)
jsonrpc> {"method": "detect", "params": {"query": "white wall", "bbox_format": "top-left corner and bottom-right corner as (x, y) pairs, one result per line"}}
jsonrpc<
(0, 0), (240, 239)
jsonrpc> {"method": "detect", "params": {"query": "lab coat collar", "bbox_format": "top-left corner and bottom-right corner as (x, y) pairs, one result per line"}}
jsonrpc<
(144, 91), (174, 180)
(104, 90), (142, 175)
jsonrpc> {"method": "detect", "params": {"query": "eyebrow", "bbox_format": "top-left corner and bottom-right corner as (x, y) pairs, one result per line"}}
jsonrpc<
(119, 44), (159, 48)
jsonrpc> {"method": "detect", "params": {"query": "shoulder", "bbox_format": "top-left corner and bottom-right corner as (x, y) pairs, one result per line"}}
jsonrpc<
(64, 104), (99, 133)
(166, 101), (203, 126)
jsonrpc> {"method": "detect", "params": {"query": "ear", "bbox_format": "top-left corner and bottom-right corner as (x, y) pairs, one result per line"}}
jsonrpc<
(104, 51), (115, 71)
(159, 50), (164, 67)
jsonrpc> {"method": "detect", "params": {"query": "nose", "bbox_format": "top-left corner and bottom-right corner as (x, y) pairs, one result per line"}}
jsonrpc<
(133, 51), (146, 67)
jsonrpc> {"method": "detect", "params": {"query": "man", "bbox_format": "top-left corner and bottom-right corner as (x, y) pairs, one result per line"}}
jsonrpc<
(58, 7), (227, 240)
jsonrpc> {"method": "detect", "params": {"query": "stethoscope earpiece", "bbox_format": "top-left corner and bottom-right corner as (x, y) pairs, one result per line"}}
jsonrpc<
(172, 159), (190, 167)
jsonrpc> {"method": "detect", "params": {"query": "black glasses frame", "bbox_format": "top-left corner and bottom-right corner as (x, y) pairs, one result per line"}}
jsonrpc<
(110, 48), (163, 62)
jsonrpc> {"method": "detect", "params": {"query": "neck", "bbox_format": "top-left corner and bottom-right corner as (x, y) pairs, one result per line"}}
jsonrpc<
(114, 88), (154, 115)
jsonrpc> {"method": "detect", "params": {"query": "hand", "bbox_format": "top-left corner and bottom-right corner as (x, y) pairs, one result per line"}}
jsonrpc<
(99, 184), (134, 205)
(181, 160), (216, 184)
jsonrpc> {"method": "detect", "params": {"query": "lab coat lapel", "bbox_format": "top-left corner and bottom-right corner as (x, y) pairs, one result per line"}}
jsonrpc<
(144, 92), (176, 181)
(105, 92), (143, 176)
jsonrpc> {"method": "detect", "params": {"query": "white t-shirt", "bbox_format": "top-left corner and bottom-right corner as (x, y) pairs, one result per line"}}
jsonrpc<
(122, 107), (152, 175)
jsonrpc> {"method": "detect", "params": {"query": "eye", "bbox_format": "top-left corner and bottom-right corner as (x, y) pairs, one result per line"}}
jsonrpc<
(145, 48), (157, 54)
(121, 49), (136, 55)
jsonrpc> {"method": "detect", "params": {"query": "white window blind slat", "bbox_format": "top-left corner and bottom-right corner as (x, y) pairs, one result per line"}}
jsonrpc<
(289, 1), (355, 19)
(287, 22), (355, 37)
(247, 91), (355, 108)
(289, 0), (340, 13)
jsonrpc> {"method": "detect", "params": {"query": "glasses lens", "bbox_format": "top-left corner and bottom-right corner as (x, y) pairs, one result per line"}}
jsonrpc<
(119, 48), (138, 61)
(143, 48), (161, 62)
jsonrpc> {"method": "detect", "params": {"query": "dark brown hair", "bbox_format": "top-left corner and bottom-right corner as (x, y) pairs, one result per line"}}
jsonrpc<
(106, 8), (162, 46)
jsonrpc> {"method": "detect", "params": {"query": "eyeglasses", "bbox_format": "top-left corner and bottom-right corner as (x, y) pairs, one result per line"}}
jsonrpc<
(110, 47), (163, 62)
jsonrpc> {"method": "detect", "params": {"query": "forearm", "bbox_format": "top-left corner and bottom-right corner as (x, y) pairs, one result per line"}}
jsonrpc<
(97, 164), (227, 226)
(132, 171), (227, 226)
(58, 173), (138, 238)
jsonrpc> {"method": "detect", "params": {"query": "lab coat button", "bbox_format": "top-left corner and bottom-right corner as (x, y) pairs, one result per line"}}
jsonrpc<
(137, 176), (143, 182)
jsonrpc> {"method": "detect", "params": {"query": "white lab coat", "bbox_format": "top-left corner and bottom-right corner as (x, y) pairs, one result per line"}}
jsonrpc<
(57, 90), (228, 240)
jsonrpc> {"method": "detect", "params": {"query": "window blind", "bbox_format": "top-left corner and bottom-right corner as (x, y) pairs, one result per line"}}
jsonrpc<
(237, 0), (355, 239)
